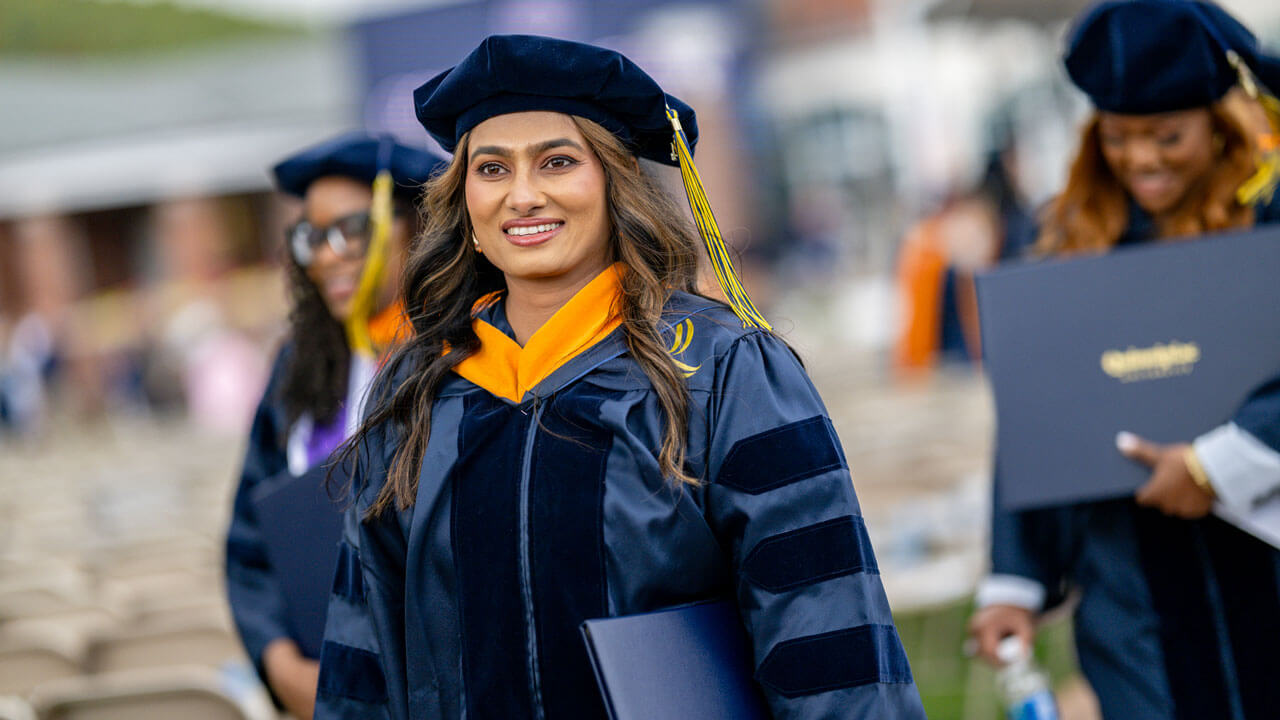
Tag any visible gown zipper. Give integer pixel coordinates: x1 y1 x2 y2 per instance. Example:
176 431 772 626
519 396 547 719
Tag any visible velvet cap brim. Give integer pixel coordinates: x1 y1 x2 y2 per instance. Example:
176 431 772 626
272 131 449 199
1065 0 1279 114
413 34 698 166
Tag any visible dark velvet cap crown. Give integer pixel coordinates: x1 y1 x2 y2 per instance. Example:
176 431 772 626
413 35 698 166
1065 0 1280 114
271 132 449 199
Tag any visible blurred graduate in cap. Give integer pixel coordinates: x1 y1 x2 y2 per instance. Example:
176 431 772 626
968 2 1280 717
313 35 925 719
224 133 446 719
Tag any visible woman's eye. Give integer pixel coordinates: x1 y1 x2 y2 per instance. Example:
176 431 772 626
544 155 577 170
476 162 506 177
1100 134 1123 147
1156 133 1181 147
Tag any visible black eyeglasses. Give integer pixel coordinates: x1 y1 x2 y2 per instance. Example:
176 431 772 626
287 211 372 267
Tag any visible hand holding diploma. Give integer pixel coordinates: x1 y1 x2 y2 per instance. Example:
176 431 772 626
1117 431 1215 519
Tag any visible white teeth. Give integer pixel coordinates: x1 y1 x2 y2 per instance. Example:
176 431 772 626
505 222 562 237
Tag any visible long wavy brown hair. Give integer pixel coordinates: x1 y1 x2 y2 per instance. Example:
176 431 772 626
1038 100 1259 255
350 116 709 518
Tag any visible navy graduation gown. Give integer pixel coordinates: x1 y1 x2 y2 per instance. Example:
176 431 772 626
225 347 296 681
225 345 347 681
991 195 1280 720
314 281 927 719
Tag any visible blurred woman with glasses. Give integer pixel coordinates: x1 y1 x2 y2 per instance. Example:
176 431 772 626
224 133 445 719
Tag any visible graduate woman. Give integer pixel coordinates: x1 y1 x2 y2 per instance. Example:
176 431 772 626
968 2 1280 718
313 36 926 719
225 133 445 719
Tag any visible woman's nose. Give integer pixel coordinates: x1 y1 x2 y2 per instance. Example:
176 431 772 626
310 239 342 270
506 169 546 214
1125 139 1163 171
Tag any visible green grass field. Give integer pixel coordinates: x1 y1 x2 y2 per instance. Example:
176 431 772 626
896 600 1080 720
0 0 301 57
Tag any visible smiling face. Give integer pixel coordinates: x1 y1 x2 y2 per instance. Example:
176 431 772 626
301 175 409 322
1096 108 1217 219
464 111 613 290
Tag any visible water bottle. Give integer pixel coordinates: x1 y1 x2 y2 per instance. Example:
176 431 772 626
995 636 1059 720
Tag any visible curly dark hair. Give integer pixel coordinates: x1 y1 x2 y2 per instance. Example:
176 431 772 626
279 250 350 431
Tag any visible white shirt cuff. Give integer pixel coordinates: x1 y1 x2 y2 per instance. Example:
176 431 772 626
286 413 313 477
1194 423 1280 511
974 574 1045 611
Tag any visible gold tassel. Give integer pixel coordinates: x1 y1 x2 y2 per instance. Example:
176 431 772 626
344 168 394 357
667 107 772 331
1228 50 1280 206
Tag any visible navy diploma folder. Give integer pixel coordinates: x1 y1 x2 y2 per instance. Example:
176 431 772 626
580 599 771 720
977 226 1280 511
250 465 345 659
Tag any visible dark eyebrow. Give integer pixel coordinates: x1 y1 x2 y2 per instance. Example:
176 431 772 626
530 138 584 156
468 137 584 163
469 145 510 162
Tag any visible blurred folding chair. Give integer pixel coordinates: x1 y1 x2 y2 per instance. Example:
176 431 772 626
99 568 223 620
0 575 95 619
1 594 128 640
129 595 232 633
88 615 245 674
5 508 94 558
0 555 86 591
0 624 87 696
29 665 274 720
89 536 218 582
0 696 37 720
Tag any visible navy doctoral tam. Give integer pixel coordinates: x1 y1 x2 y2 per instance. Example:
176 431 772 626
1065 0 1280 114
272 132 447 200
413 35 698 166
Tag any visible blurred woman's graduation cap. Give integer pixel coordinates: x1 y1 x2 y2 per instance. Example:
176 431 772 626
1065 0 1280 204
271 132 447 200
273 133 448 356
413 34 771 331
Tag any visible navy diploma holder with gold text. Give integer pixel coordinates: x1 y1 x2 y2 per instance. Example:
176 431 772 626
580 599 771 720
250 464 345 659
977 226 1280 511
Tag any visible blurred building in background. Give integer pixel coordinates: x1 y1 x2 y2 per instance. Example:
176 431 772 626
0 4 356 431
3 0 1276 432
